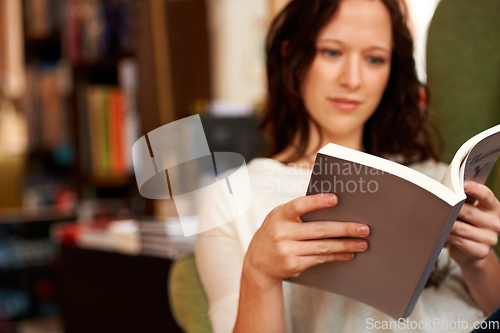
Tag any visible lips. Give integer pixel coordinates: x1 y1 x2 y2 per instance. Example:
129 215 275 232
329 97 361 111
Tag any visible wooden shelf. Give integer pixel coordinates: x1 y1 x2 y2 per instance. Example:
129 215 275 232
90 173 134 188
24 29 62 61
0 206 75 224
71 53 134 70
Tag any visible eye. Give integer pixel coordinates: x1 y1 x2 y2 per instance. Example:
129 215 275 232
320 49 341 58
366 56 386 65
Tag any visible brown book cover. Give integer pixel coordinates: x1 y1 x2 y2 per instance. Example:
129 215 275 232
289 124 500 319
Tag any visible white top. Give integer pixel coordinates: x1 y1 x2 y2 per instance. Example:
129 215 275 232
195 158 485 333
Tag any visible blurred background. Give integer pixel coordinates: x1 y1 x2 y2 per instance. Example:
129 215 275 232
4 0 496 332
2 0 277 331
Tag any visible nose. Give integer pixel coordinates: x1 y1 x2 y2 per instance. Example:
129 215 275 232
339 56 362 90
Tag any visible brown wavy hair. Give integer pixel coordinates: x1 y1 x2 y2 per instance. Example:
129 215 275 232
260 0 440 165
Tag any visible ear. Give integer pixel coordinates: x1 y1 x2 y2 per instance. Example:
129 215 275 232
280 40 290 58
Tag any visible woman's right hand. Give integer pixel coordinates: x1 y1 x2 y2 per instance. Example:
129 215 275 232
242 193 370 290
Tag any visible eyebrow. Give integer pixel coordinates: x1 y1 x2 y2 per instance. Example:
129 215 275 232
317 38 392 53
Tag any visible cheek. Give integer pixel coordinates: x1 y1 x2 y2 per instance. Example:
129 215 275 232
301 66 325 106
368 69 391 100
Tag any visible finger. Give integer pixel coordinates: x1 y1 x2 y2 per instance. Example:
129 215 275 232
464 182 500 211
292 253 356 274
280 252 355 278
458 204 500 232
295 238 368 256
447 234 491 260
304 253 356 265
458 204 493 227
449 221 498 247
292 221 370 240
282 193 337 220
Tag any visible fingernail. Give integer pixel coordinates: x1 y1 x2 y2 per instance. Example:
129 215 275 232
358 226 369 236
464 182 470 191
326 194 336 206
344 253 355 260
356 240 367 250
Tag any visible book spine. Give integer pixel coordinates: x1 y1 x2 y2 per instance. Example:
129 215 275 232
81 0 103 62
76 80 92 174
25 0 52 38
99 87 110 174
116 90 127 175
23 66 40 152
118 59 139 173
87 87 98 175
109 89 126 175
39 64 66 150
87 86 103 175
64 0 81 62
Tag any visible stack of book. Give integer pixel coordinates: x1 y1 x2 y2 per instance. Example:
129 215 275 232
52 217 197 259
52 219 140 255
138 217 197 259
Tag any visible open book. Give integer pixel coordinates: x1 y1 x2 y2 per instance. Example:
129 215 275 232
289 124 500 319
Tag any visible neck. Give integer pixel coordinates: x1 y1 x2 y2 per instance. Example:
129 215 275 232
313 130 364 152
272 125 364 169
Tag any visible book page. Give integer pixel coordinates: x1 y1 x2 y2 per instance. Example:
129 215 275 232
442 124 500 196
461 131 500 184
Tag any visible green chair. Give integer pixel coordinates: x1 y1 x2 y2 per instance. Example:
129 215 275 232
168 253 212 332
426 0 500 193
426 0 500 254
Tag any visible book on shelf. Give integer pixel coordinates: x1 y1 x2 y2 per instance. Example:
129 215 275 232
138 217 197 258
85 84 135 177
289 124 500 319
138 216 199 237
23 62 71 153
24 0 60 39
109 89 126 175
63 0 133 63
86 85 107 175
118 59 139 173
52 219 141 255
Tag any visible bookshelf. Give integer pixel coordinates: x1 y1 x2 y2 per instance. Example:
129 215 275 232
134 0 211 133
0 0 211 328
0 212 74 325
19 0 212 218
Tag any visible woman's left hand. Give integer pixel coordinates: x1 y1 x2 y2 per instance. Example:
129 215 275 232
448 181 500 269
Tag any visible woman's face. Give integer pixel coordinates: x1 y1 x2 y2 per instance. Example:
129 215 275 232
301 0 392 148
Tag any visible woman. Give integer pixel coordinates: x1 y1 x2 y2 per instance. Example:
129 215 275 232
196 0 500 332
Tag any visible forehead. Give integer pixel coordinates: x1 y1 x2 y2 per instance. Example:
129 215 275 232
317 0 392 48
